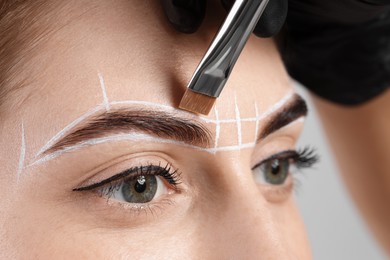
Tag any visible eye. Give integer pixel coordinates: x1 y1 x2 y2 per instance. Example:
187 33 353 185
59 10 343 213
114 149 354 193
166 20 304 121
107 174 166 203
254 158 290 185
253 148 319 186
73 164 181 204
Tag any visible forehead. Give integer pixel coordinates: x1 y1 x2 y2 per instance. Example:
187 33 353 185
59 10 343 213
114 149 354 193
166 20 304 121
6 0 292 156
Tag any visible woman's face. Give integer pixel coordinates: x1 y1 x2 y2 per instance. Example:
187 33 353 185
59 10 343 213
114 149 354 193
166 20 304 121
0 0 312 258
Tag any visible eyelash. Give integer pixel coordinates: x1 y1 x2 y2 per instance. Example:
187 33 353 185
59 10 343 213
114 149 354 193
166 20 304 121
253 146 319 171
73 147 318 206
73 163 181 196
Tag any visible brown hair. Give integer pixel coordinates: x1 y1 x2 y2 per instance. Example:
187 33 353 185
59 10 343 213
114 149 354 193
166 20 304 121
0 0 65 112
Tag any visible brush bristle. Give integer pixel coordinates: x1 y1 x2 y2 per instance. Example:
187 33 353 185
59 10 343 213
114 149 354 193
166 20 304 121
179 89 216 115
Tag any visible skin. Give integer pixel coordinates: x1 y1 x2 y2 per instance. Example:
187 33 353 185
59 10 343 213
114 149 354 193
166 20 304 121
0 0 311 259
313 90 390 255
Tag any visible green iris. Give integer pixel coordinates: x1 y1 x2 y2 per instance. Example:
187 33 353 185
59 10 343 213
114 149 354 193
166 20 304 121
263 159 290 185
121 175 158 203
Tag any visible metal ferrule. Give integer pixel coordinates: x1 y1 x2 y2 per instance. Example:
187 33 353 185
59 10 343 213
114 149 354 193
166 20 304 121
187 0 270 97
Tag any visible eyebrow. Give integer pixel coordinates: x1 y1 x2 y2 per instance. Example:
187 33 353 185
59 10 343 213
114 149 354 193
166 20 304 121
41 94 307 156
43 109 213 155
258 94 307 140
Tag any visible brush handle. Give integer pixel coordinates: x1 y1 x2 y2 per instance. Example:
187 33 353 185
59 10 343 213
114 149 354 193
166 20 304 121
187 0 269 97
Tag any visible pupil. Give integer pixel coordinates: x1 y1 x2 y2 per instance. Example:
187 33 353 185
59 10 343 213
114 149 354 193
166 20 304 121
271 160 280 175
134 176 147 193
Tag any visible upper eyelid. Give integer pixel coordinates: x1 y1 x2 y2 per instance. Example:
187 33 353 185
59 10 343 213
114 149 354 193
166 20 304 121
251 150 298 170
73 168 136 192
73 164 177 192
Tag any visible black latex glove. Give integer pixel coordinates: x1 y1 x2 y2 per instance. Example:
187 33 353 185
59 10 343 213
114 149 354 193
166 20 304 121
281 0 390 105
161 0 288 37
161 0 390 105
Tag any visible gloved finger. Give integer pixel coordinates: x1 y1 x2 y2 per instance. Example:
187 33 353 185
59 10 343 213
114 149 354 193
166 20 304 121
288 0 390 25
221 0 288 38
253 0 287 37
161 0 206 34
359 0 390 5
220 0 234 11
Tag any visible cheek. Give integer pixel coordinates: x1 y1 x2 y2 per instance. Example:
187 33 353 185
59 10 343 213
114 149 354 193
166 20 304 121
274 198 312 258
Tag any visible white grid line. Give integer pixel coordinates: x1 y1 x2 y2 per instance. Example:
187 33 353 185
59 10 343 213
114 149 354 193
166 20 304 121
214 105 220 148
28 118 306 167
28 117 306 167
31 69 295 166
254 102 259 143
28 134 258 167
98 73 110 111
33 91 293 161
234 93 242 146
17 123 26 181
34 105 104 158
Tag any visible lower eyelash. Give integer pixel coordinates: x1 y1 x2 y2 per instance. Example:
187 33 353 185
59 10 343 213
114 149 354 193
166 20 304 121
99 195 176 219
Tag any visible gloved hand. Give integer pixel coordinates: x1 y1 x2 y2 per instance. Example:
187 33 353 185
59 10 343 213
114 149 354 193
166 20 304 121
280 0 390 105
161 0 390 105
160 0 287 37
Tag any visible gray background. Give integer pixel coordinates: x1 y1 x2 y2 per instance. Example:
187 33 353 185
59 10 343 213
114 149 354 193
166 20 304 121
294 83 387 260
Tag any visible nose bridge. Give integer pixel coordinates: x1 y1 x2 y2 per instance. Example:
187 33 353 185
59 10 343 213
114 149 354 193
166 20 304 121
194 154 292 259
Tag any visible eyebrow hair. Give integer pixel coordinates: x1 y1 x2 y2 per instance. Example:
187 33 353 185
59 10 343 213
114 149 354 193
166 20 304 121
44 109 213 155
40 94 307 157
258 94 308 140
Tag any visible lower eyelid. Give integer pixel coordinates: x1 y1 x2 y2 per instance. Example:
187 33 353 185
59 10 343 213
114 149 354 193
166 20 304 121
258 174 294 203
85 184 196 228
86 191 178 225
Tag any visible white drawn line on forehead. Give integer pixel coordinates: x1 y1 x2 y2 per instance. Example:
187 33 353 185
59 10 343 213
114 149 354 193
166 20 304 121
110 90 295 124
33 90 295 160
98 72 110 111
214 104 221 148
234 93 242 146
35 105 105 158
254 102 260 143
27 117 306 167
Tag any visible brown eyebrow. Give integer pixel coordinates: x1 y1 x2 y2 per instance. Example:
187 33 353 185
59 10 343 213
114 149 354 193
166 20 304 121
43 95 307 156
44 109 213 155
258 94 308 141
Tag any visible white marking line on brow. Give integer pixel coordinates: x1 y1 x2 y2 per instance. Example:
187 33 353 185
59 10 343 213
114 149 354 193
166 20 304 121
34 105 104 158
111 90 291 123
208 142 255 153
234 93 242 146
260 91 294 120
254 102 259 142
98 73 110 111
213 90 294 123
214 105 220 148
28 116 306 167
28 133 211 166
110 100 178 112
28 133 257 167
33 90 295 160
17 123 26 182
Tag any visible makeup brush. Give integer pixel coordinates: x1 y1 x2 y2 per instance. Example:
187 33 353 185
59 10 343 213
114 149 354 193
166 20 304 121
179 0 270 115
